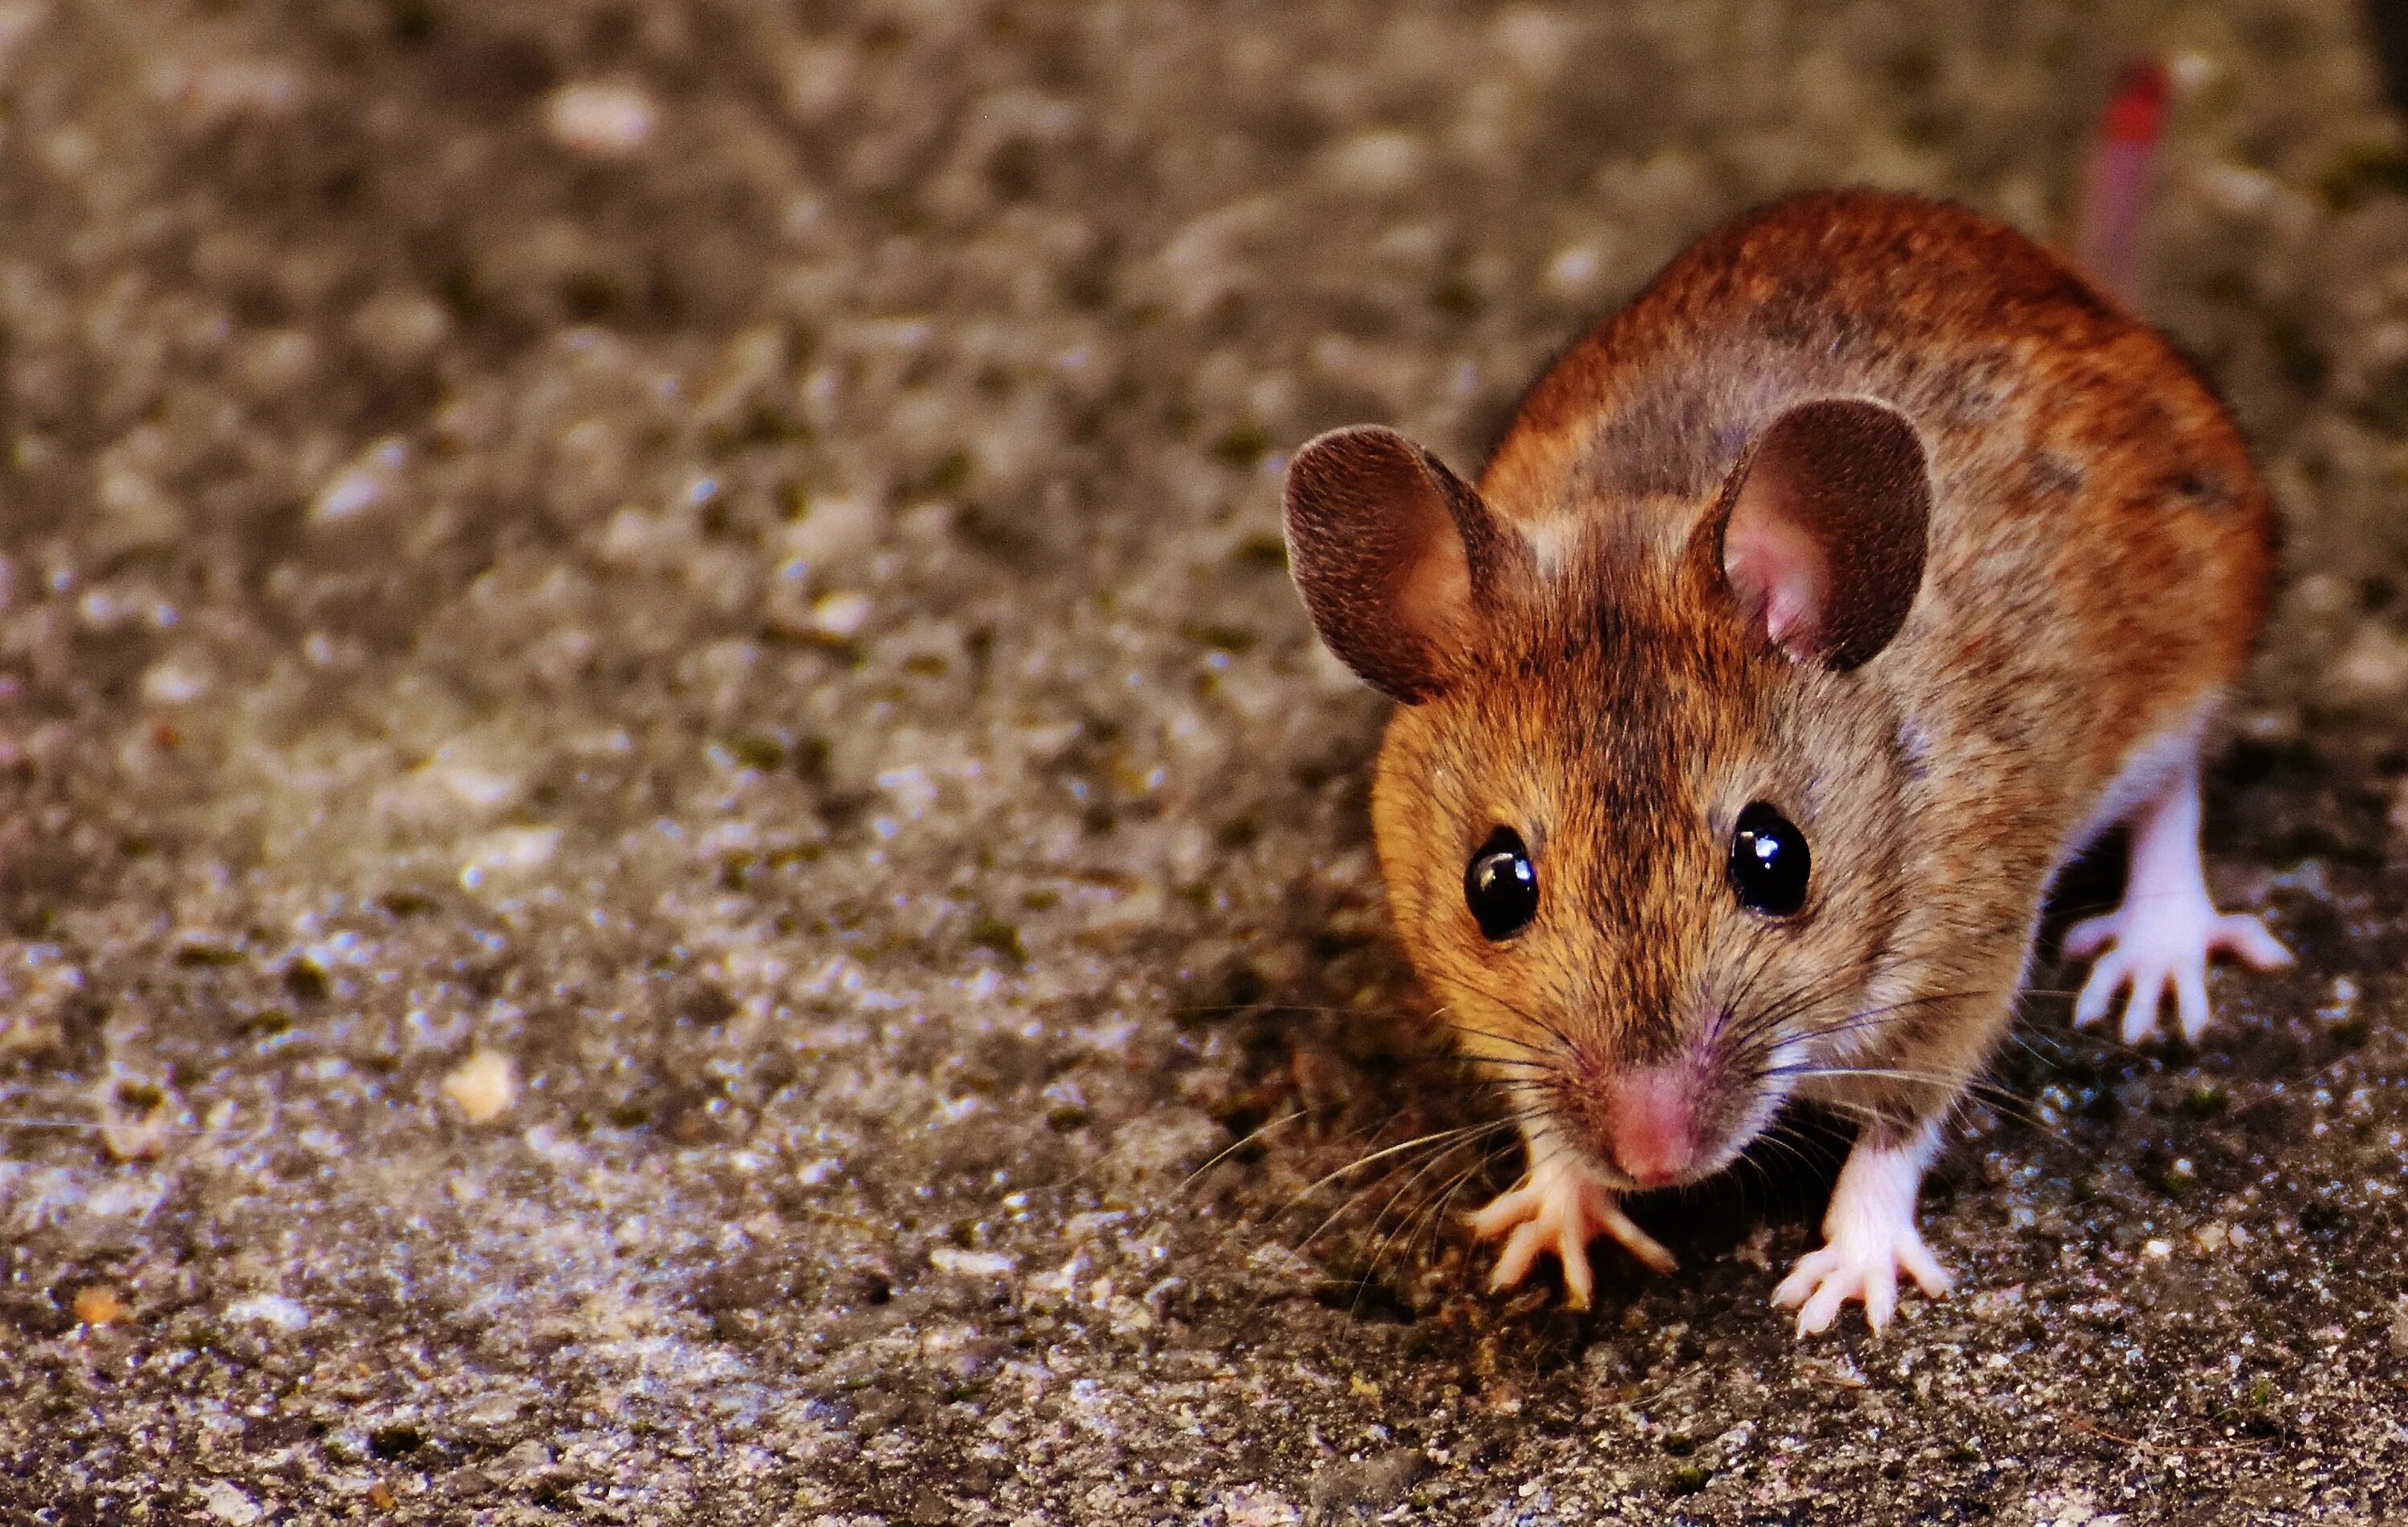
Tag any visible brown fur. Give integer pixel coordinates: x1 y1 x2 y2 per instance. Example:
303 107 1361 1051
1300 190 2274 1185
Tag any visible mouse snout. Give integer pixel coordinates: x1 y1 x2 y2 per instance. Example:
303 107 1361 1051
1603 1067 1697 1188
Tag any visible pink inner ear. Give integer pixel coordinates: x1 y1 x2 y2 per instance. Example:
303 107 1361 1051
1723 481 1828 660
1713 398 1930 669
1394 526 1472 648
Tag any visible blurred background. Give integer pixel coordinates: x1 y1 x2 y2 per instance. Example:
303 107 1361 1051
1 2 2405 1521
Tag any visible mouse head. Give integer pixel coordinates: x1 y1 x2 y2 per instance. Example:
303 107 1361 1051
1285 400 1932 1190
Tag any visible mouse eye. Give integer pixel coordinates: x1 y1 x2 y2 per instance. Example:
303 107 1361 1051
1464 827 1538 941
1729 802 1810 917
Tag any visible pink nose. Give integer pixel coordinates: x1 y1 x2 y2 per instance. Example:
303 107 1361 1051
1605 1068 1695 1188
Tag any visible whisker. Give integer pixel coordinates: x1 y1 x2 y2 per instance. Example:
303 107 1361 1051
1352 1134 1499 1293
1290 1118 1523 1253
1178 1108 1313 1192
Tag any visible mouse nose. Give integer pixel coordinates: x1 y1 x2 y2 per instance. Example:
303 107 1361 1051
1605 1068 1696 1188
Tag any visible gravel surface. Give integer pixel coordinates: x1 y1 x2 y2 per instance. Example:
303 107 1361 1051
3 2 2406 1522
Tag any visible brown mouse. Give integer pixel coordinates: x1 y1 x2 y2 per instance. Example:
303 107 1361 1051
1279 187 2290 1334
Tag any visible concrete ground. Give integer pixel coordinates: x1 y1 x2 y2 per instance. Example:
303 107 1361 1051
2 1 2406 1522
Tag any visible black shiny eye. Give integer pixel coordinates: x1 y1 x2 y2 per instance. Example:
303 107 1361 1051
1729 802 1810 917
1464 827 1538 941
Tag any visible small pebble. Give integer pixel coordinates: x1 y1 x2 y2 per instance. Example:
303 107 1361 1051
811 590 872 638
103 1096 172 1164
546 81 657 157
1309 1448 1430 1516
73 1285 126 1326
310 439 409 524
1222 1486 1303 1527
927 1246 1014 1280
1320 129 1426 195
179 59 299 122
226 1293 311 1332
441 1051 518 1124
349 290 451 366
196 1480 262 1525
781 496 878 563
1546 243 1606 296
459 826 562 887
140 656 210 705
2331 625 2408 700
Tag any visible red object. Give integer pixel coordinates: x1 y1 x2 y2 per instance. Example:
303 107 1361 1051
2101 60 2170 147
2073 58 2169 303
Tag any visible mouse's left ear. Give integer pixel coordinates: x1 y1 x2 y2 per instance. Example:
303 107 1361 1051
1707 398 1931 670
1283 426 1517 703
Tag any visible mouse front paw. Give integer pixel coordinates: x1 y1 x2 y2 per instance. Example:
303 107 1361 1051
1772 1124 1953 1336
2065 900 2290 1046
1467 1156 1674 1310
1771 1224 1953 1336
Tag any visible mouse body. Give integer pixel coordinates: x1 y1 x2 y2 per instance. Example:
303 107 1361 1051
1281 189 2290 1334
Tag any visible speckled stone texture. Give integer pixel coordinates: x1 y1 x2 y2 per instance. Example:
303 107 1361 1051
2 2 2405 1523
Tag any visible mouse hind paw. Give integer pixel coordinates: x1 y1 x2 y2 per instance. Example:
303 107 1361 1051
2067 903 2292 1045
2067 753 2291 1046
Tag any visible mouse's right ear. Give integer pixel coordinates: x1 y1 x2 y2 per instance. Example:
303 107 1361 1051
1283 426 1508 704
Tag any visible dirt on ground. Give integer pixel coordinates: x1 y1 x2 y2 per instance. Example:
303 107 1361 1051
2 1 2406 1523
